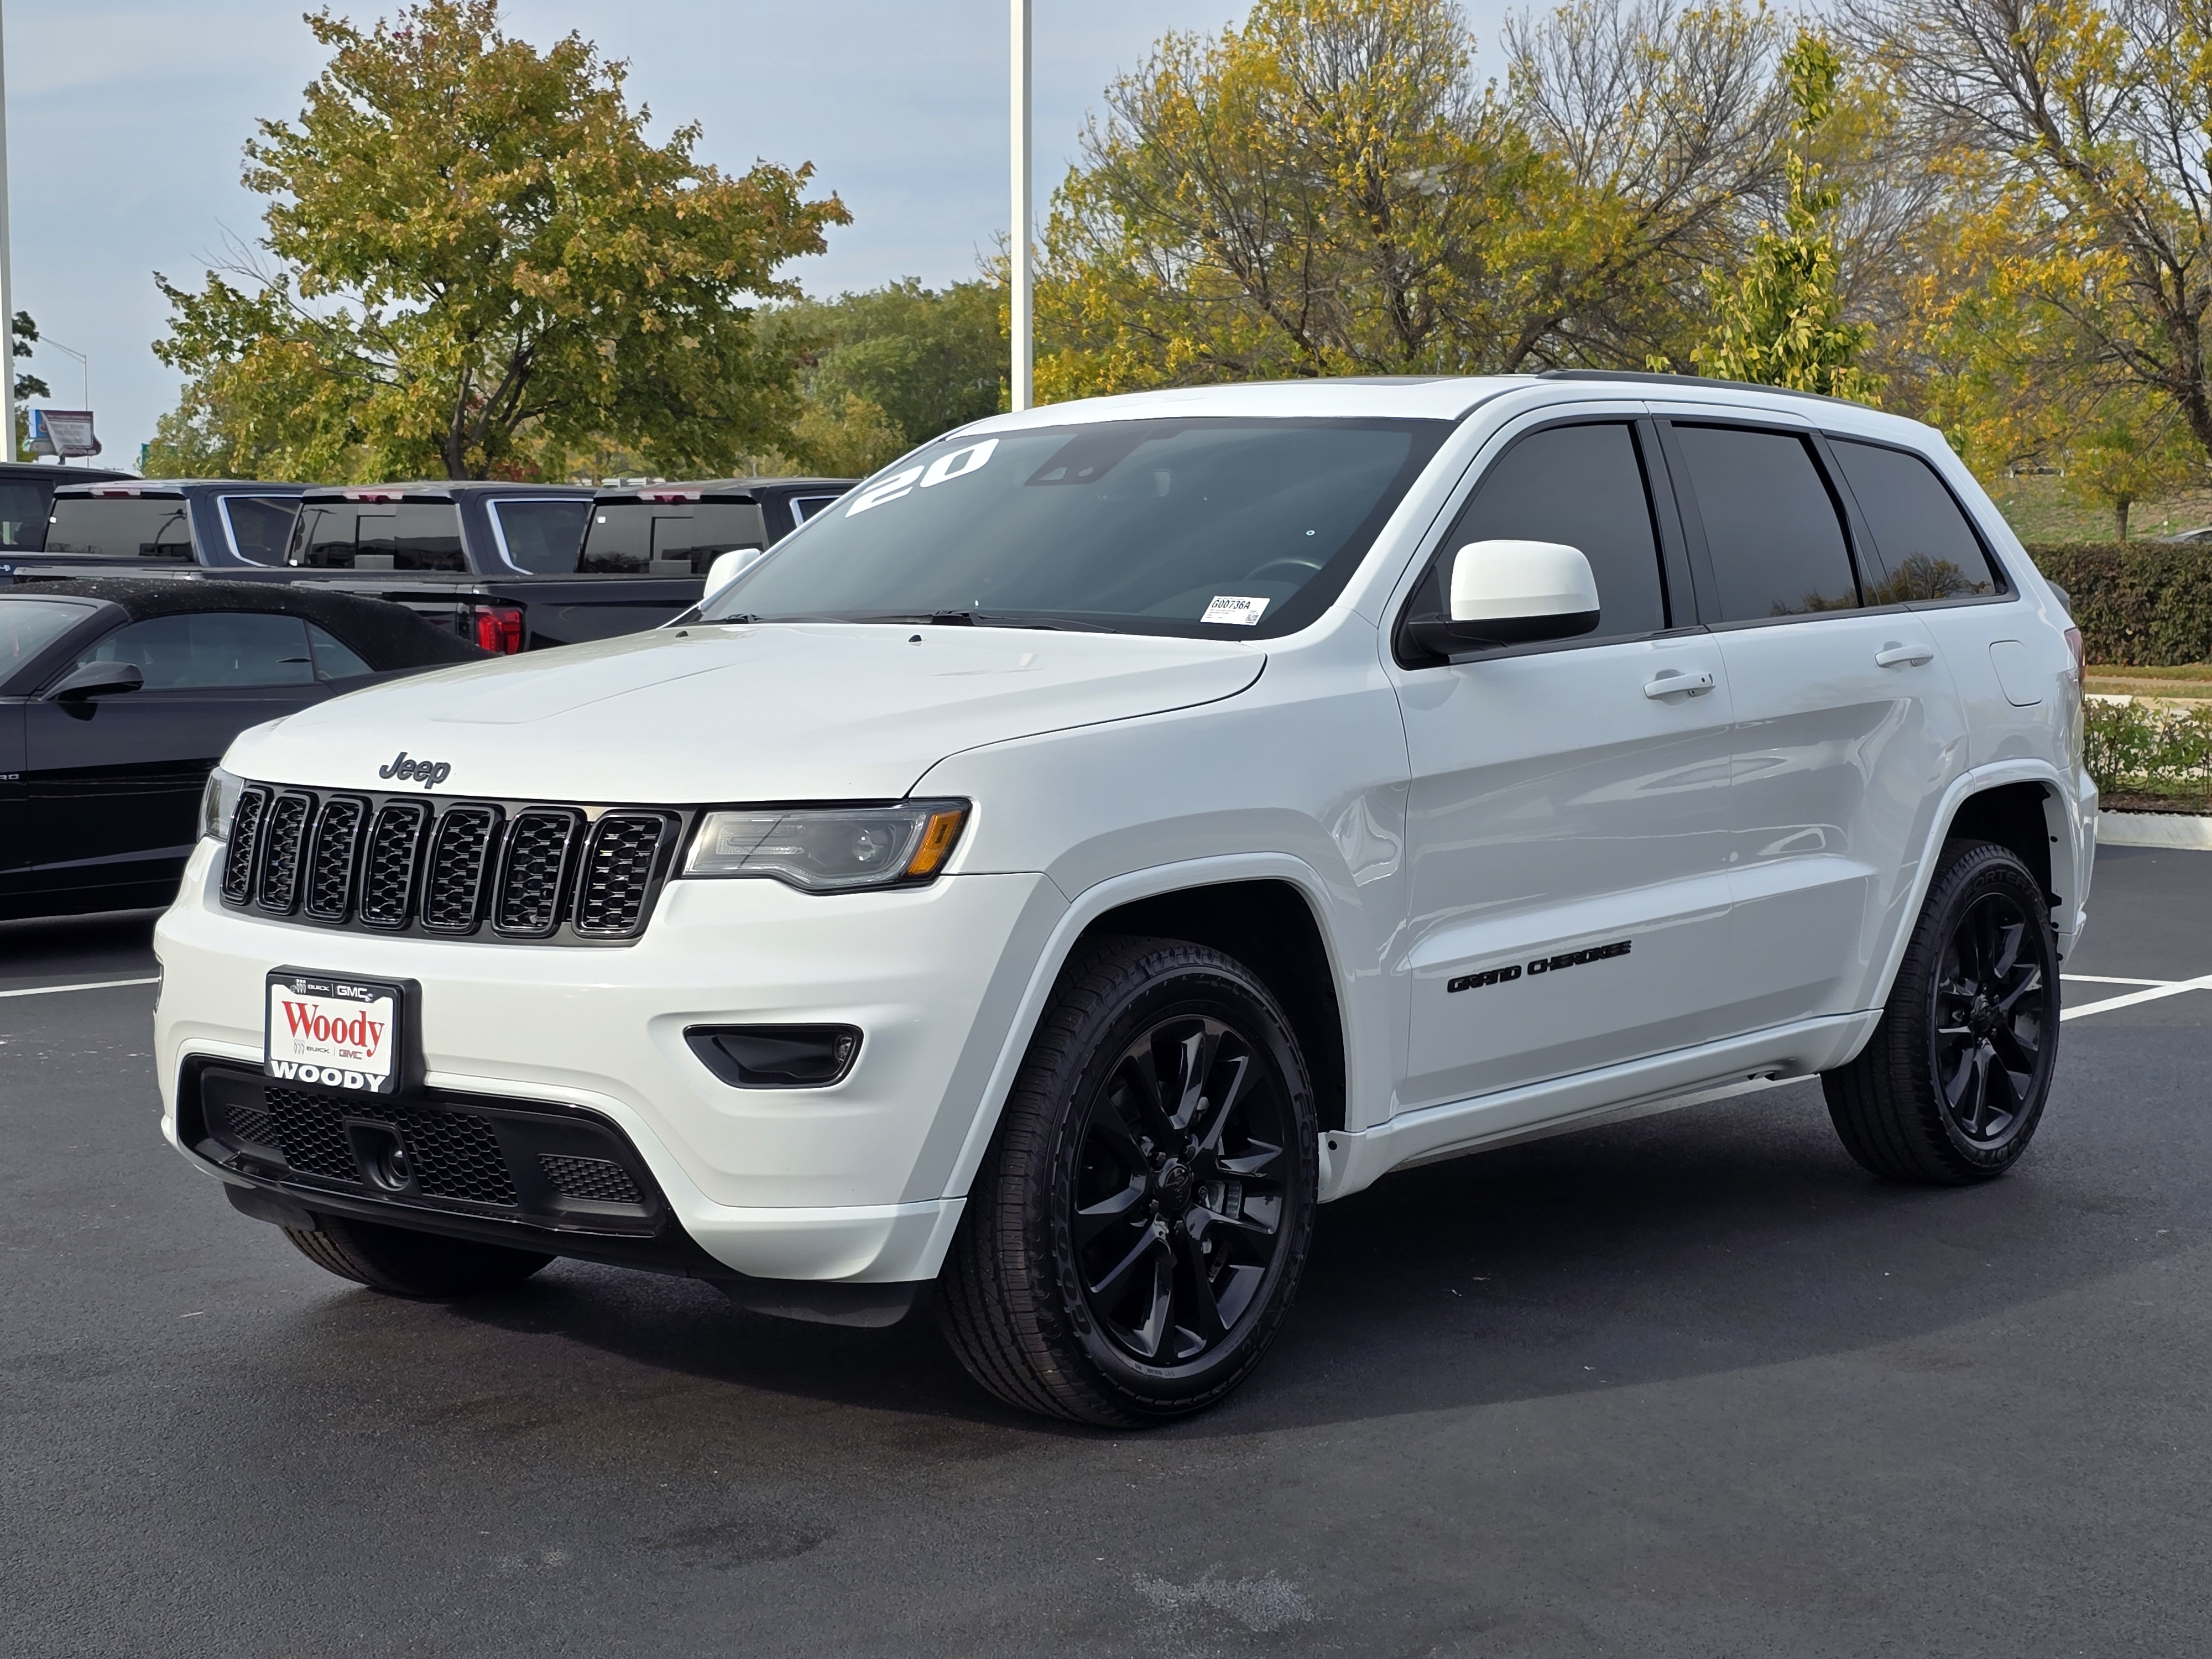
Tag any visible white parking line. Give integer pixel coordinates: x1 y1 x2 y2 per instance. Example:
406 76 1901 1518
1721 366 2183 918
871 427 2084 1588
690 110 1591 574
2061 974 2175 987
0 976 158 1000
2062 974 2212 1021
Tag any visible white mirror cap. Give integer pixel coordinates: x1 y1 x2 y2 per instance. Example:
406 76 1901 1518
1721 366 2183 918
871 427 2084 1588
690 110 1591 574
1448 539 1600 623
703 546 764 599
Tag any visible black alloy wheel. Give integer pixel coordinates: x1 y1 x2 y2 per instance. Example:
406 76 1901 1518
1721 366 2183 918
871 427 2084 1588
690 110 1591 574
1932 888 2049 1147
1073 1014 1292 1367
938 936 1318 1426
1823 838 2059 1183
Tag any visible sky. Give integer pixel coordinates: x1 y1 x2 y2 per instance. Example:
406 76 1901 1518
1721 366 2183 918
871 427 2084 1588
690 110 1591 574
2 0 1514 467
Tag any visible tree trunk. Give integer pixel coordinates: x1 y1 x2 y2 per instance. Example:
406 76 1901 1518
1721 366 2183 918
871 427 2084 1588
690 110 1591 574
2116 498 2131 543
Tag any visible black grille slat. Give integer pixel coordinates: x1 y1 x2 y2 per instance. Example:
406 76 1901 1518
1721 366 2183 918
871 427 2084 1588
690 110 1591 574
255 792 315 913
221 785 680 945
359 801 431 928
540 1154 642 1204
221 786 270 906
575 814 672 938
493 809 582 936
302 797 368 922
421 805 503 934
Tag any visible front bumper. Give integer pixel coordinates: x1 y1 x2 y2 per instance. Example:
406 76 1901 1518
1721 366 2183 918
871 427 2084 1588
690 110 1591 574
155 842 1065 1282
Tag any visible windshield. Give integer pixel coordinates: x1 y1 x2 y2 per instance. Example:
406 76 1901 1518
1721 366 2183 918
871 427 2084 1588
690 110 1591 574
45 496 194 560
697 417 1449 638
1 598 92 669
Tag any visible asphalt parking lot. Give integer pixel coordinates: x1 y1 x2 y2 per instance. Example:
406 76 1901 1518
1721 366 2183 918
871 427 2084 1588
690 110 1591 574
4 848 2208 1658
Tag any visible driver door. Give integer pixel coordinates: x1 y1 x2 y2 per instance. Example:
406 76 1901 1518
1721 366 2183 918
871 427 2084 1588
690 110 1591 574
1389 416 1740 1113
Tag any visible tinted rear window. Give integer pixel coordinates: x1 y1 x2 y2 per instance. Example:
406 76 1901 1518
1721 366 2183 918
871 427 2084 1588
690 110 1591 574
489 498 593 573
1672 426 1858 620
578 500 767 573
290 501 465 571
45 496 195 561
220 495 300 565
1828 439 2002 601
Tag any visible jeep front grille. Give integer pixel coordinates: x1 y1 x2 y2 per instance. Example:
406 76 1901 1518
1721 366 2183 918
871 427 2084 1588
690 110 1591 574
220 783 681 945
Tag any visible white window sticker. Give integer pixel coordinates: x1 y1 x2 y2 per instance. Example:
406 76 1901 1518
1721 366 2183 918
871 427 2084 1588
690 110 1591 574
921 438 997 489
1202 595 1269 626
844 465 925 517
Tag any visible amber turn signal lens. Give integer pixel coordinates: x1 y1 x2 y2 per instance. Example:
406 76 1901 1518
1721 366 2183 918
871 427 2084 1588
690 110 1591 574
904 807 968 877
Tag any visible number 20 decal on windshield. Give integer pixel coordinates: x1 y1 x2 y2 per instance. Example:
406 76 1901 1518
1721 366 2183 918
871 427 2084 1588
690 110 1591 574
845 439 998 516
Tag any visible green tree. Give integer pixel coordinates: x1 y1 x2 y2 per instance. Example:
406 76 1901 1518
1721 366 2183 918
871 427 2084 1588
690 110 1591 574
1856 0 2212 466
782 278 1005 450
153 1 846 481
2064 399 2200 541
1033 0 1792 399
1692 33 1881 400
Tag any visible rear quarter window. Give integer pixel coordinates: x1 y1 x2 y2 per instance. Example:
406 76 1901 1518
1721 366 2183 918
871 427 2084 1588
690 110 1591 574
1827 439 2004 601
220 495 301 565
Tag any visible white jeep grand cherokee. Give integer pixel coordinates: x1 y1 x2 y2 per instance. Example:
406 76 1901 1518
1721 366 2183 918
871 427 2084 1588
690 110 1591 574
156 373 2093 1425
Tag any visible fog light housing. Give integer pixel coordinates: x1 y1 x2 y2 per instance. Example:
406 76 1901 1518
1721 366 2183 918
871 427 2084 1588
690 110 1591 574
686 1025 862 1089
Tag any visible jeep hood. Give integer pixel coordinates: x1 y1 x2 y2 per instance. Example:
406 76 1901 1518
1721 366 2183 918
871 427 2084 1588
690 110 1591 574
225 622 1267 802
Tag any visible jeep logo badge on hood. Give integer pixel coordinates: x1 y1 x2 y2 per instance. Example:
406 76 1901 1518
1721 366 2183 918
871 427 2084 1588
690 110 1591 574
378 750 452 790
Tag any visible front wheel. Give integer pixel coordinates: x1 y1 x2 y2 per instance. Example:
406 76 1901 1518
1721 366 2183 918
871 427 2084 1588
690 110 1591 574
1823 839 2059 1184
937 936 1319 1426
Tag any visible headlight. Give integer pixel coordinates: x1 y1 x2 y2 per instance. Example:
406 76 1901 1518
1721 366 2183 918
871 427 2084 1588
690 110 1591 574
682 800 969 891
200 766 244 842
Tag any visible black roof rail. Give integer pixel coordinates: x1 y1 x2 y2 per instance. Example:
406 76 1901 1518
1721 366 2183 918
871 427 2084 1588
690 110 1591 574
1533 368 1880 411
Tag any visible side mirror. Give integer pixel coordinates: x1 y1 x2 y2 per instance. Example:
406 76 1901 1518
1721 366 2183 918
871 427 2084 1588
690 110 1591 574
702 546 764 601
46 659 145 701
1408 539 1601 659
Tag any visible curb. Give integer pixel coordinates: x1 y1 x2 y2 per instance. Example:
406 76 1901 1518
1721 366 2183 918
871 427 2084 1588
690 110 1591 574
2099 810 2212 851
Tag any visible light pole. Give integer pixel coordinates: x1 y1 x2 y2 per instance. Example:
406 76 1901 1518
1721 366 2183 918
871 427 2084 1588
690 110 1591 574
0 6 15 463
1010 0 1032 413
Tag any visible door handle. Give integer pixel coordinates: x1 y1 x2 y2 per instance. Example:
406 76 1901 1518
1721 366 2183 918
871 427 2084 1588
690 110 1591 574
1643 670 1715 699
1875 641 1935 669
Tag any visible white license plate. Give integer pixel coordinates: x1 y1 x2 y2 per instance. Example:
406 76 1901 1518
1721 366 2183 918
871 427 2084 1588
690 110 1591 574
264 971 403 1094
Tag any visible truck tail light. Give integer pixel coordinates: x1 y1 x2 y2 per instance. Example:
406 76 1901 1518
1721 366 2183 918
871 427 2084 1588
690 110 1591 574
473 604 525 654
2064 626 2085 687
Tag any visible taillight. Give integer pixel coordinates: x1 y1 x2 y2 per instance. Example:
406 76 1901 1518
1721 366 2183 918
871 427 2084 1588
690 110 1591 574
472 604 525 654
2064 626 2085 683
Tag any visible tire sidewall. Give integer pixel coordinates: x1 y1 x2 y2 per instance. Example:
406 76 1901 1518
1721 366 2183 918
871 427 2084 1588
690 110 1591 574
1026 946 1318 1414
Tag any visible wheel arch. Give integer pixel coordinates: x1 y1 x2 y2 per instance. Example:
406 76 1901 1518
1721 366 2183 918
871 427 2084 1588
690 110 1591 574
936 855 1356 1206
1850 760 2085 1065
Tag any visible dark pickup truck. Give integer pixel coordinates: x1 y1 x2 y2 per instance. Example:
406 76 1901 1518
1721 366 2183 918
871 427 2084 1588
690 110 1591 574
0 460 140 554
6 477 852 653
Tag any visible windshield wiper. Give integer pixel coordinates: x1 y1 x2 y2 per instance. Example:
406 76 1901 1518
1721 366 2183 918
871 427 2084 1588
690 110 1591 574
812 610 1118 633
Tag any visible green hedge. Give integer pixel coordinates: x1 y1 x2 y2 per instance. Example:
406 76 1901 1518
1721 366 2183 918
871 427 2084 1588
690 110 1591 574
2023 543 2212 666
2083 697 2212 804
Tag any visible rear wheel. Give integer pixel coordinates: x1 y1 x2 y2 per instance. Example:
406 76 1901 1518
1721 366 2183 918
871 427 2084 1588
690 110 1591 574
938 936 1318 1426
1823 839 2058 1183
284 1213 553 1297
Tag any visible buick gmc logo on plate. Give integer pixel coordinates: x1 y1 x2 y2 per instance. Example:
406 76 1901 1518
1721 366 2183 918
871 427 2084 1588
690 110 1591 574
378 749 451 789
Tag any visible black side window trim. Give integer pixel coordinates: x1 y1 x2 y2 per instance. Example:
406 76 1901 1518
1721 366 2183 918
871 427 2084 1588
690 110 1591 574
1391 414 1689 669
1818 429 2016 607
1656 415 1872 630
